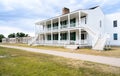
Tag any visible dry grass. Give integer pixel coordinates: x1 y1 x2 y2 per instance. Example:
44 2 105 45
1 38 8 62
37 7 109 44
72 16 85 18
1 43 120 58
74 47 120 58
0 46 120 76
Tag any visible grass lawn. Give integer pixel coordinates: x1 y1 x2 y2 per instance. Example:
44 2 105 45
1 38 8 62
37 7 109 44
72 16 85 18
1 43 120 58
0 46 120 76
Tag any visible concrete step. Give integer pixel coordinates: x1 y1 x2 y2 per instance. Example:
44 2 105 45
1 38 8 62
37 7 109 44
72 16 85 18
65 45 79 49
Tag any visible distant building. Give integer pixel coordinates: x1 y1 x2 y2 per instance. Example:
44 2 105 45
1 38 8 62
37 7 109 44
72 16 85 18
2 37 33 44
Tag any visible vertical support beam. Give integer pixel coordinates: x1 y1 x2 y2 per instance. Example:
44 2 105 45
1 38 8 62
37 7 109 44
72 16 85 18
68 30 70 44
78 11 81 26
68 14 70 28
35 24 38 44
51 33 53 44
38 25 41 44
44 34 47 44
51 19 53 31
44 22 47 44
44 21 46 32
34 24 36 44
58 32 60 45
79 28 81 45
58 17 61 45
51 19 53 44
58 17 61 30
38 34 40 44
87 33 89 45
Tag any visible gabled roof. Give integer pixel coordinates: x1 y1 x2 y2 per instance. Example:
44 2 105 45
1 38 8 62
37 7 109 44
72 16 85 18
36 6 100 24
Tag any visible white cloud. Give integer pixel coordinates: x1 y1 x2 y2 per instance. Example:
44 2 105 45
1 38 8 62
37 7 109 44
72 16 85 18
0 0 120 38
92 0 120 6
0 26 22 37
0 26 35 37
0 18 36 37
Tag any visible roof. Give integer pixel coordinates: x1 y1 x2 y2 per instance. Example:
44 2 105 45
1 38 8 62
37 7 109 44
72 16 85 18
36 6 100 24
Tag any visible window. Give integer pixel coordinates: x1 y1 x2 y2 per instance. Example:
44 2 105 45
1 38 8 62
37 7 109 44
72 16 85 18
81 31 87 40
81 34 86 40
53 22 58 27
81 16 87 24
53 22 58 29
53 34 58 40
60 20 67 28
113 20 117 27
70 32 76 40
61 20 67 25
47 34 51 40
47 24 51 30
70 18 76 23
113 33 118 40
70 18 76 27
47 24 51 28
60 33 67 40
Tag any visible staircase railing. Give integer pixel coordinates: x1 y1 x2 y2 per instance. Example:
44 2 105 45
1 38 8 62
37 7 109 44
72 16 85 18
28 34 39 46
81 25 100 48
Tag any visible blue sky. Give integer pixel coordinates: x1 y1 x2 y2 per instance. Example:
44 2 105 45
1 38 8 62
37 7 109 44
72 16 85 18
0 0 120 37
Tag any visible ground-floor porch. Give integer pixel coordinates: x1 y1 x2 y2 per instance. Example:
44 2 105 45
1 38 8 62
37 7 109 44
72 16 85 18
35 29 92 47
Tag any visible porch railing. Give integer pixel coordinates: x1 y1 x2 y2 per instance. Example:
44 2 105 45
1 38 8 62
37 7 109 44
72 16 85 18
70 23 76 27
60 24 67 29
53 26 58 30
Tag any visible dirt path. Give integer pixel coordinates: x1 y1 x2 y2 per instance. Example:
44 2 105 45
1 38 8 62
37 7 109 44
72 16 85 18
0 45 120 67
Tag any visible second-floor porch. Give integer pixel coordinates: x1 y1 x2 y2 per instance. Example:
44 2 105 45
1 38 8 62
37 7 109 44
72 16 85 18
35 11 88 34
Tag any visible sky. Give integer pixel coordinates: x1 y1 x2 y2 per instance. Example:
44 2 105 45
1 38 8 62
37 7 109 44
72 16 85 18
0 0 120 37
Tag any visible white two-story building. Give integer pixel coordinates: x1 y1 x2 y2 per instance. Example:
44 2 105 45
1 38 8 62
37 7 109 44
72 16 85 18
29 6 120 50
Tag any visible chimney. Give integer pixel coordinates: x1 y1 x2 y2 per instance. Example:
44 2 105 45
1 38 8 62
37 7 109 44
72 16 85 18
62 7 70 15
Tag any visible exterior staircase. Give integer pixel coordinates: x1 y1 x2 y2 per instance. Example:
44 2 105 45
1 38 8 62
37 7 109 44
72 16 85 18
28 34 39 46
82 25 110 50
92 34 110 50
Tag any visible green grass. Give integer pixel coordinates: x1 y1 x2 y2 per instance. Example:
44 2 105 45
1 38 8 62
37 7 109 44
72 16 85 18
1 43 120 58
0 46 120 76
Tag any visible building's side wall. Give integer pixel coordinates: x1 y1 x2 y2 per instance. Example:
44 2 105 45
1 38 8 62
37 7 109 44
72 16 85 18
80 7 105 45
104 13 120 46
82 7 104 34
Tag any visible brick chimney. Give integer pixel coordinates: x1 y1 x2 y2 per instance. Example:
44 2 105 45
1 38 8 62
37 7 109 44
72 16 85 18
62 7 70 15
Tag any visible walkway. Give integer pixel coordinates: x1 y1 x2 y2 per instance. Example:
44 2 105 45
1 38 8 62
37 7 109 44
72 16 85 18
0 45 120 67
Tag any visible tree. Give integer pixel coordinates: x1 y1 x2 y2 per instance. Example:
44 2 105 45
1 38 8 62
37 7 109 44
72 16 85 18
8 33 15 38
8 32 29 38
0 34 5 42
16 32 28 38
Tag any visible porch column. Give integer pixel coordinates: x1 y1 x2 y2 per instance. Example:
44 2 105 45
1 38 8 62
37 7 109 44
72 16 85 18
58 17 61 30
78 11 81 26
44 22 47 44
58 32 60 45
38 34 40 44
44 21 47 32
68 30 70 44
79 28 81 45
68 14 70 28
35 24 37 34
58 17 61 45
51 20 53 44
44 34 47 44
42 34 43 44
34 24 37 44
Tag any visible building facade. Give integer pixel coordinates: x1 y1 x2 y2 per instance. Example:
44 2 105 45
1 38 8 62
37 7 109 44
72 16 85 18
2 37 33 44
29 6 120 50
